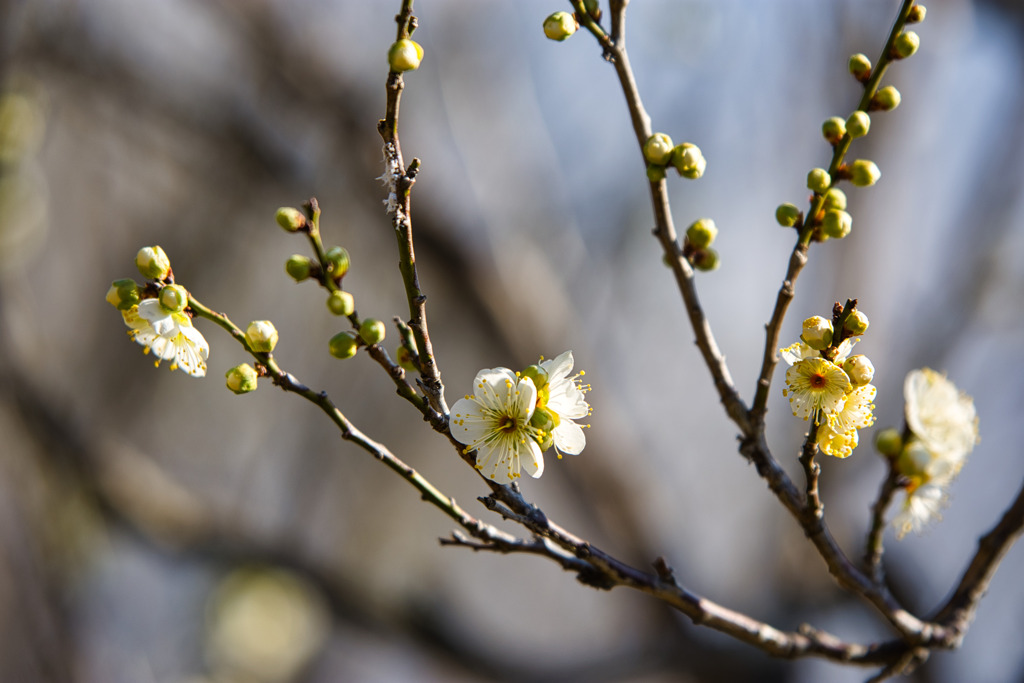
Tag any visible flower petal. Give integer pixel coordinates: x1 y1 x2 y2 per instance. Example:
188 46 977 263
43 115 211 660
553 420 586 455
520 440 545 479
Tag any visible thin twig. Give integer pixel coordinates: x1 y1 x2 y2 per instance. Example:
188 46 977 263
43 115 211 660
864 467 901 583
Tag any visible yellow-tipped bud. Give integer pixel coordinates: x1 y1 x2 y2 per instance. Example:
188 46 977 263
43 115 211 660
846 111 871 138
671 142 706 179
894 31 920 59
245 320 279 353
875 428 903 457
801 316 833 350
850 159 881 187
692 248 720 272
849 53 872 81
844 310 870 335
807 168 831 194
225 363 259 394
326 290 355 316
686 218 718 249
106 279 140 310
872 86 902 112
775 203 801 227
388 39 424 72
275 207 306 232
159 284 189 313
822 209 853 239
822 117 847 145
359 318 386 346
643 133 674 166
823 187 847 212
136 246 171 281
285 255 312 282
843 355 874 386
543 12 577 41
328 331 359 359
907 5 926 23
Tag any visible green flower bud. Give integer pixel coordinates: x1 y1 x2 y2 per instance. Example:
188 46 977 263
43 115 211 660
246 320 279 353
642 133 674 166
849 53 872 80
843 354 874 386
521 364 549 389
822 209 853 239
822 187 848 212
872 85 901 112
686 218 718 249
896 439 931 477
106 279 140 310
529 406 558 435
646 164 666 182
326 290 355 316
671 143 706 179
543 11 577 41
136 246 171 281
822 116 847 144
850 159 881 187
388 39 424 72
328 331 359 359
907 4 926 23
894 31 920 59
285 254 312 282
325 246 350 279
275 207 306 233
807 168 831 194
359 318 386 346
225 363 258 394
159 284 189 313
800 315 833 350
846 111 871 138
875 428 903 457
775 203 801 227
692 248 720 272
844 309 869 335
396 344 417 372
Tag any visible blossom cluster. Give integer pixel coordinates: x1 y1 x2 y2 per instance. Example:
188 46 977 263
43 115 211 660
449 351 591 485
889 368 979 538
780 312 875 458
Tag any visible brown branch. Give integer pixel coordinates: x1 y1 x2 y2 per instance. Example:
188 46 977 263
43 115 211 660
864 467 902 584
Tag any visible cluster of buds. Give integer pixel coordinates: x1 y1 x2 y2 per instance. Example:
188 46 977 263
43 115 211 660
682 218 720 272
780 301 876 459
642 133 706 182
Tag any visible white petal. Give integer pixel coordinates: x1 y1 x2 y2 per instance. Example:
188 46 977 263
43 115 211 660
520 440 545 478
147 334 178 361
540 350 574 382
475 441 514 485
449 397 488 446
553 420 586 455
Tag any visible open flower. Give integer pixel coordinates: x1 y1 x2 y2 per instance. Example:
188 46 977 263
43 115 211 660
783 357 851 420
815 384 875 458
537 350 591 458
123 299 209 377
904 368 978 472
450 368 544 484
892 441 957 538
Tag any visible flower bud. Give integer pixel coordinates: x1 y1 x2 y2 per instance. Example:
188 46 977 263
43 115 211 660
225 363 258 394
850 159 881 187
359 318 386 346
907 4 926 23
800 316 833 350
775 203 801 227
646 164 666 182
846 111 871 138
328 331 359 359
692 248 719 272
396 344 417 372
807 168 831 194
872 85 901 112
686 218 718 249
529 406 558 434
849 53 872 80
822 187 847 212
844 310 869 335
275 207 306 233
136 246 171 281
875 428 903 457
642 133 674 166
324 246 350 280
822 116 846 144
285 254 312 282
246 320 279 353
896 439 932 478
894 31 920 59
822 209 852 239
388 39 424 72
521 364 549 389
843 354 874 386
326 290 355 316
543 11 577 41
106 279 140 310
671 143 706 179
159 284 189 313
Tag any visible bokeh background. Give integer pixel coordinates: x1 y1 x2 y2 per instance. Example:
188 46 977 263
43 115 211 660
1 1 1022 682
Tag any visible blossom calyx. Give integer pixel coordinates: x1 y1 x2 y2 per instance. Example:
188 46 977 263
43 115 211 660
850 159 881 187
822 209 852 239
359 318 386 346
543 12 577 41
686 218 718 249
159 284 189 313
106 279 140 311
326 290 355 316
846 111 871 139
671 143 706 179
807 168 831 194
276 207 306 232
388 39 424 72
894 31 920 59
843 354 874 386
225 363 258 394
642 133 674 166
246 320 279 353
136 246 171 281
800 316 833 350
328 331 359 359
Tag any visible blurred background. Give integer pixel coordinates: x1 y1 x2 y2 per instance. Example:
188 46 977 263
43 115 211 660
1 0 1022 681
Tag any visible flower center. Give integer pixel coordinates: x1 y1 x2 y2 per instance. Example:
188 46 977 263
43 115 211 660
809 373 828 389
497 415 520 434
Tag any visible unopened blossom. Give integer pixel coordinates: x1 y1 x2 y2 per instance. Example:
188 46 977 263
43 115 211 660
123 299 209 377
450 368 544 484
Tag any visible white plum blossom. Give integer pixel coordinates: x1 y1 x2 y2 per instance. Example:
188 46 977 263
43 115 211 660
537 350 591 458
450 368 545 484
904 368 979 473
123 299 209 377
